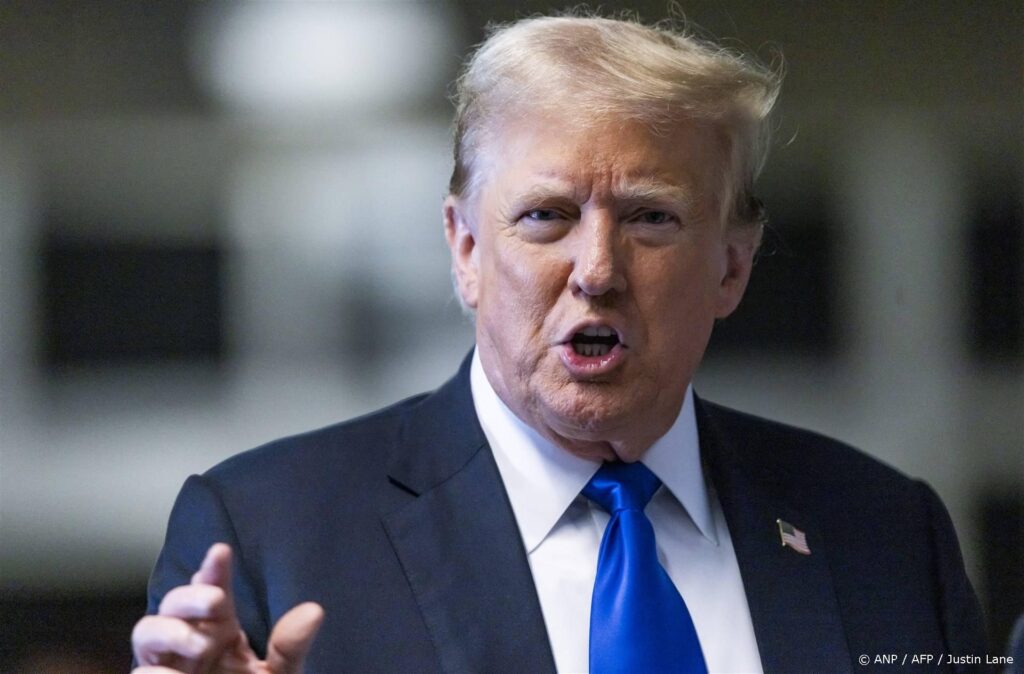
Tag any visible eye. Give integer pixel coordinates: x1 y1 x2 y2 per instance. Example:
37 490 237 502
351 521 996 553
515 207 573 243
524 209 562 222
635 210 675 225
626 208 682 245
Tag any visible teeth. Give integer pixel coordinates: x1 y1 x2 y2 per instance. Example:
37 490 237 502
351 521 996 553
573 342 612 357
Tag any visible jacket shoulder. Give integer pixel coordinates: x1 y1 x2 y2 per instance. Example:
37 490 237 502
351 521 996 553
203 391 431 488
699 399 915 495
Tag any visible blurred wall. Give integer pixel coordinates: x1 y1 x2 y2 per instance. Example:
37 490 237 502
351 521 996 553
1 0 1021 667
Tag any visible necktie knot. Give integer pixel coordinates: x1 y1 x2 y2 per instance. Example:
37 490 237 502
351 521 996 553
582 461 661 514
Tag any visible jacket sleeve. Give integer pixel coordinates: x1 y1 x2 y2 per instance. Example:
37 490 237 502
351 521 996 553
145 473 271 657
916 480 990 669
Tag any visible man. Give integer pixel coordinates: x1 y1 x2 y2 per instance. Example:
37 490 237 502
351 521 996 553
131 15 988 674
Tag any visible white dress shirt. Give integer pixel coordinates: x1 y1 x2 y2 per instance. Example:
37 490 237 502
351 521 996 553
470 352 763 674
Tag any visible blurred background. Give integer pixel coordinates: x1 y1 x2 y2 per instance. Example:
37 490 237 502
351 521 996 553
1 0 1021 670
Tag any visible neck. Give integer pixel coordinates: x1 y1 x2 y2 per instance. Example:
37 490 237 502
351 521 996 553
532 411 676 464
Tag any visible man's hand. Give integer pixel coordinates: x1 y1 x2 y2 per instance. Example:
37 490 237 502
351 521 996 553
132 543 324 674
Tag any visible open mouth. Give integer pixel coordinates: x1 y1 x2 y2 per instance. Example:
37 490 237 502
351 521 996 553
569 326 621 357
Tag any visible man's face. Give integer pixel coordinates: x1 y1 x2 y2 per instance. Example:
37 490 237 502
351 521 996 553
445 113 757 461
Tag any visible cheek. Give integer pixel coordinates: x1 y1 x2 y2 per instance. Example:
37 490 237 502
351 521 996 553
639 252 722 340
492 246 564 313
479 244 567 354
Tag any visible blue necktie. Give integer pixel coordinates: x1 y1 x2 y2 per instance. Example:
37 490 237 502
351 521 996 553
584 461 708 674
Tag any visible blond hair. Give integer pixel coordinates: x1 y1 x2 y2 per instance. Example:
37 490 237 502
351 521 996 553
448 14 782 229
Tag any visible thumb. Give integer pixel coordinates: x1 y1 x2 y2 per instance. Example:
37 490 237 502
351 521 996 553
266 602 324 673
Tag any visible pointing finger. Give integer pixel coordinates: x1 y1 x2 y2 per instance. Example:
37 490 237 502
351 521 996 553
190 543 233 596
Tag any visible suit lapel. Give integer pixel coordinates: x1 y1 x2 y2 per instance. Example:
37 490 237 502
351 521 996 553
697 398 853 674
379 362 852 673
382 355 557 674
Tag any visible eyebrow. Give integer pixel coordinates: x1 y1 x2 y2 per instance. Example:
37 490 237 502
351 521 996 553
613 178 697 210
508 177 697 211
508 185 579 209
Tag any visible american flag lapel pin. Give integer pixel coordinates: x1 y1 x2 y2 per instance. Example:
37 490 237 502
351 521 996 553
776 519 811 555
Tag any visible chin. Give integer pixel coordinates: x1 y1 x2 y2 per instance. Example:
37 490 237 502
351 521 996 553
543 388 635 440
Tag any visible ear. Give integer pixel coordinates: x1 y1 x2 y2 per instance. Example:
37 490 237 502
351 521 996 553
714 225 760 319
444 195 480 309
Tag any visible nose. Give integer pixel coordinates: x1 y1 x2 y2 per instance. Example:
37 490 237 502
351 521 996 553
568 215 627 297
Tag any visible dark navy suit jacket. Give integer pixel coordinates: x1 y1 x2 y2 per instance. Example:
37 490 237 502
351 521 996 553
147 355 988 672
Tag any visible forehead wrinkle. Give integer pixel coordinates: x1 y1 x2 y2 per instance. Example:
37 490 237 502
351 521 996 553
513 169 592 204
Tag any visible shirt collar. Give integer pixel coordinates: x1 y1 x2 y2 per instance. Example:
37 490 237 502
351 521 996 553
641 386 718 546
470 351 718 553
